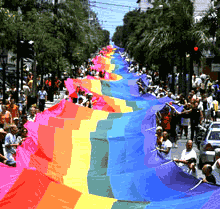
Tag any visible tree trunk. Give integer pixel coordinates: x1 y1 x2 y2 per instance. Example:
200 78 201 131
16 32 20 103
41 65 44 87
182 52 187 98
32 54 37 98
178 55 183 95
171 55 175 94
21 58 23 91
189 53 193 94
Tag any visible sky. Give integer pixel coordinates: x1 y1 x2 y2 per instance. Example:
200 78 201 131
89 0 212 41
89 0 139 39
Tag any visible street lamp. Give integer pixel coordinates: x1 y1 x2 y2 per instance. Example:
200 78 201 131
0 49 8 104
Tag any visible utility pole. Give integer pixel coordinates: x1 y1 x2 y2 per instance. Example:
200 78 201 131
33 50 37 98
16 7 22 103
215 0 220 81
21 56 23 91
16 31 20 104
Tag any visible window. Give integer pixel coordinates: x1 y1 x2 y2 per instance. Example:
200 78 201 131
212 124 220 129
209 131 220 140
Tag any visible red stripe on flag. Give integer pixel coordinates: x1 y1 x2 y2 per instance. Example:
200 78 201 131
0 169 54 209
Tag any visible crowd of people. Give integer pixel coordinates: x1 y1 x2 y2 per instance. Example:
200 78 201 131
121 51 220 185
0 49 110 167
65 85 96 109
1 48 220 186
0 72 65 167
72 60 107 80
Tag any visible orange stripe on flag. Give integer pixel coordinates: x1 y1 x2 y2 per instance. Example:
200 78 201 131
36 182 82 209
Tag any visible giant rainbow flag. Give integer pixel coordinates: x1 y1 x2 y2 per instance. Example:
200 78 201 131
0 45 220 209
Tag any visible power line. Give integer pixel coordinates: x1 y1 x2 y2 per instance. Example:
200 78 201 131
90 1 137 9
90 4 129 12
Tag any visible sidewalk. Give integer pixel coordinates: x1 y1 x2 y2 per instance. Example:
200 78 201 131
45 88 67 109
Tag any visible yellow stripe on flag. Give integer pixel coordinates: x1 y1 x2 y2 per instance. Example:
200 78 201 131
63 110 109 194
115 74 123 80
90 80 103 95
106 64 115 73
75 193 117 209
112 97 133 113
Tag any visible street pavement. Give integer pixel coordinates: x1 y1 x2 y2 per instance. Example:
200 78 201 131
45 88 67 109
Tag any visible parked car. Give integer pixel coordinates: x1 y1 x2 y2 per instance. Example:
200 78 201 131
195 120 212 150
206 121 220 130
199 128 220 169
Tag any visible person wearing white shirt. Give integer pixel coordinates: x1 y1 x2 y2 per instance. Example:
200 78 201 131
154 86 160 95
5 125 20 167
37 86 47 112
76 97 84 106
212 148 220 185
198 100 203 112
200 73 206 80
27 108 36 122
78 91 86 105
207 95 213 120
192 75 197 90
195 76 202 87
157 131 172 160
174 140 197 173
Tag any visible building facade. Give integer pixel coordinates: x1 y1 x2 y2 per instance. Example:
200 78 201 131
136 0 212 23
136 0 154 12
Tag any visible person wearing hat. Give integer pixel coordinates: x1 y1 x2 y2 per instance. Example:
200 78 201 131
13 117 19 127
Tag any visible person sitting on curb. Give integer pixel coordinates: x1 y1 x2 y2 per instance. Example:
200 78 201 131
202 164 216 184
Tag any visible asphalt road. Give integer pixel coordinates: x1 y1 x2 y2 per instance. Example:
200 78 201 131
45 88 67 109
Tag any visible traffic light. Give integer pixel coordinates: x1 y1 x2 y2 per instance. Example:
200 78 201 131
193 46 201 63
20 40 35 60
194 47 198 52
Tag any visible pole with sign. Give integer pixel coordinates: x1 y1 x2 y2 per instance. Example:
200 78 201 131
211 63 220 72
